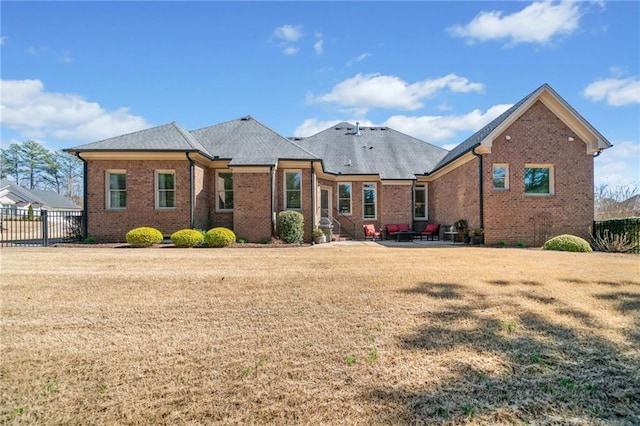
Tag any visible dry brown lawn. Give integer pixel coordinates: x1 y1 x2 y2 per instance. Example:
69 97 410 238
1 244 638 425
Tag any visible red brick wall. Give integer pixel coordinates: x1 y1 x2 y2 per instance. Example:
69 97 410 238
380 184 413 228
429 158 481 230
483 100 594 246
85 160 191 242
233 172 272 242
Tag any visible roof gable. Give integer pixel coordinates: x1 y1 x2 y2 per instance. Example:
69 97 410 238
433 84 612 172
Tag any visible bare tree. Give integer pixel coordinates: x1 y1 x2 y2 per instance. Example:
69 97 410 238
595 183 640 220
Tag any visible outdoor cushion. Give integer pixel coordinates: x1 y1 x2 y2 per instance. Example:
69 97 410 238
425 224 439 232
387 224 399 232
398 224 410 232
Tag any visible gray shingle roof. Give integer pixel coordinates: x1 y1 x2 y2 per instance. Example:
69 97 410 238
191 116 317 165
294 123 448 179
0 179 79 209
66 122 209 155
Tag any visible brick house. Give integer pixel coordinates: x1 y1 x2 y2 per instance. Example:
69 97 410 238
65 84 611 245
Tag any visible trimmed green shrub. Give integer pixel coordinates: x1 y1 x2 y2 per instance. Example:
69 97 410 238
278 211 304 243
170 229 205 248
204 227 236 248
126 227 163 248
543 234 592 253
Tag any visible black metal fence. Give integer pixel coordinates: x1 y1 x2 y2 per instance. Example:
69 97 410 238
592 218 640 254
0 208 83 247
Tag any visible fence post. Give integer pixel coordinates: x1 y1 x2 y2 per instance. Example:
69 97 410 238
42 210 48 247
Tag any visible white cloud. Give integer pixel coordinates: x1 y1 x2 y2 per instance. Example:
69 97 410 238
346 53 371 66
273 24 303 42
0 79 149 142
448 0 582 45
272 24 304 55
310 73 485 111
382 104 512 142
314 33 324 55
583 77 640 106
26 46 73 63
282 46 299 56
595 140 640 186
0 36 6 45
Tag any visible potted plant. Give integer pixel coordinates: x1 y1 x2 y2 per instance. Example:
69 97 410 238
312 228 326 244
472 228 484 245
454 219 468 243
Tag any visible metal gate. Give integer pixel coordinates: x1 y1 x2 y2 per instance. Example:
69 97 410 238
0 208 83 247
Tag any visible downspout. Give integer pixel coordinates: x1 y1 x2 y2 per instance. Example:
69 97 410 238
270 165 276 237
74 152 88 239
471 146 484 229
310 161 316 237
186 152 195 229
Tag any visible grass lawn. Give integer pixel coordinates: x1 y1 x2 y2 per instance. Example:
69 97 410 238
1 244 638 425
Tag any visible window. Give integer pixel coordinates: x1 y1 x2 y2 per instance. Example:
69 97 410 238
156 170 176 209
493 164 509 190
524 165 554 195
414 184 427 220
363 183 377 220
338 183 352 215
106 170 126 209
285 171 301 209
216 172 233 211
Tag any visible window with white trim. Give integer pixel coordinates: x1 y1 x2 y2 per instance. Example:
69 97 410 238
155 170 176 209
493 164 509 190
106 170 126 209
414 184 427 220
284 170 302 209
216 171 233 211
363 183 377 220
524 164 554 195
338 183 352 215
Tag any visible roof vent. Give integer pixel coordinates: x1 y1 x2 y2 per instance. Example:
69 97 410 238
241 116 251 121
346 159 352 166
335 126 342 130
355 122 361 136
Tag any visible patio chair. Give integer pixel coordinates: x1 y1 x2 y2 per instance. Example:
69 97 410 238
363 224 382 241
419 223 440 240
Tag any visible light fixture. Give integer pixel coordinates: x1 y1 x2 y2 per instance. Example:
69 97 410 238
505 135 511 141
568 136 575 142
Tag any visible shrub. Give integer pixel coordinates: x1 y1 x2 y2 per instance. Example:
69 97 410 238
170 229 205 248
278 211 304 243
204 227 236 248
543 234 592 253
592 228 639 253
126 227 163 248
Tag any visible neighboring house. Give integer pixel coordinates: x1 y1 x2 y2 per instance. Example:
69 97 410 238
0 179 81 213
64 84 612 245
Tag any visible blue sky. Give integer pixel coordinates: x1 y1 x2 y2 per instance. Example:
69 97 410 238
1 1 638 187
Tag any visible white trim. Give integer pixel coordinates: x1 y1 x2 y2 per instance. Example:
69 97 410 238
105 169 127 210
414 183 428 220
155 169 177 210
524 164 555 196
362 182 377 220
284 169 302 210
492 163 510 191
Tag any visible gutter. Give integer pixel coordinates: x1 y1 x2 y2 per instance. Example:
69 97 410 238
471 146 484 229
186 152 195 229
270 165 276 237
310 161 316 236
74 152 89 239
